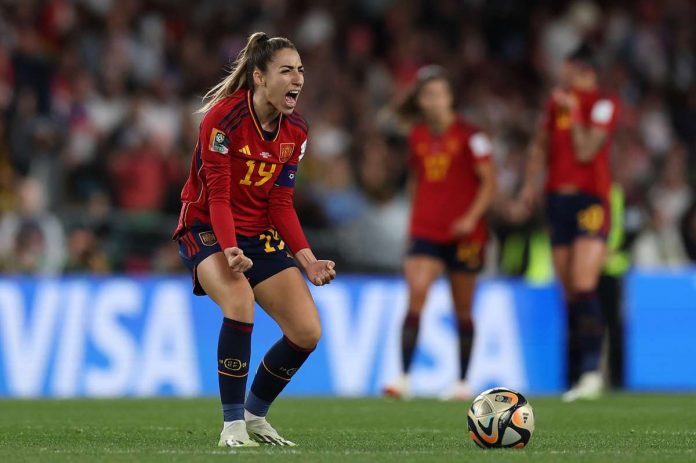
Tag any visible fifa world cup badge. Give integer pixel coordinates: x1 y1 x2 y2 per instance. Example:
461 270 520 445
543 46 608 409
209 128 230 155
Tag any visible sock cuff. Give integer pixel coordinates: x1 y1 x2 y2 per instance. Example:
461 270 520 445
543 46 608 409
223 318 254 333
222 403 245 422
404 313 421 328
283 335 316 353
457 318 474 332
245 391 272 417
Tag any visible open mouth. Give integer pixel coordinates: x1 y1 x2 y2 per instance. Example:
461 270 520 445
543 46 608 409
285 90 300 107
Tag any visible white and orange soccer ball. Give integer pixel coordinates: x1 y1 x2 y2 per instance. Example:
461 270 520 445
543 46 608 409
467 387 535 449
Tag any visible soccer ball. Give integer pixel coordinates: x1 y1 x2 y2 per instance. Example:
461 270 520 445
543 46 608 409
467 387 535 449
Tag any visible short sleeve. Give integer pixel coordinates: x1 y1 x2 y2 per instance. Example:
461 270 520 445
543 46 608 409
469 132 493 161
589 98 618 129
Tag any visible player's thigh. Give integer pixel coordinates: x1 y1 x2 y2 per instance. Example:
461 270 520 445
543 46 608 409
196 252 255 322
404 255 444 313
552 246 572 295
570 237 606 293
447 271 477 321
253 266 321 349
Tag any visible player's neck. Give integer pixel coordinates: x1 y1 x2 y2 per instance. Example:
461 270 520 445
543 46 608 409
425 111 455 134
252 91 281 131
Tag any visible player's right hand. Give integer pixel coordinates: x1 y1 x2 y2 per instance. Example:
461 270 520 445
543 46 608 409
223 247 253 273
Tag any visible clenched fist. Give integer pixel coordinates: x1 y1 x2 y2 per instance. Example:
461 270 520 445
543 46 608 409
223 247 253 273
305 260 336 286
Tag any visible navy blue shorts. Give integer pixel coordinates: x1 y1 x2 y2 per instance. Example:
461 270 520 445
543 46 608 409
177 225 297 295
408 237 485 273
546 193 610 247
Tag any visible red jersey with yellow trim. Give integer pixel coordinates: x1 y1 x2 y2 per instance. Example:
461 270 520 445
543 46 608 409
173 89 308 247
408 117 492 244
544 89 619 199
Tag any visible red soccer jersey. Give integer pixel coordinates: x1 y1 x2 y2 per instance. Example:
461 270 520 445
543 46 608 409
408 117 492 244
544 89 619 199
173 89 310 252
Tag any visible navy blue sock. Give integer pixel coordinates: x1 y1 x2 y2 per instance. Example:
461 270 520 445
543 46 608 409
570 291 605 374
566 301 582 385
457 319 474 380
401 313 421 374
218 318 253 422
245 336 314 417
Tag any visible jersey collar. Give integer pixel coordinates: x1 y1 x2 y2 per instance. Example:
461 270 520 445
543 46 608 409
247 90 282 142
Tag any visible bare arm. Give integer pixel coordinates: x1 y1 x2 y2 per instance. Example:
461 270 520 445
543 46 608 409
524 125 548 190
451 159 497 237
570 124 608 163
560 90 613 163
468 161 497 222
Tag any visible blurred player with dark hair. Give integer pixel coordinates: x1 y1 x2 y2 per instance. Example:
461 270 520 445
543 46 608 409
383 66 497 400
520 43 620 401
173 32 336 447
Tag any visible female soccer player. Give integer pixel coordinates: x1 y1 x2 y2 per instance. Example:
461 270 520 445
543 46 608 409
520 43 619 401
173 32 336 447
383 66 497 400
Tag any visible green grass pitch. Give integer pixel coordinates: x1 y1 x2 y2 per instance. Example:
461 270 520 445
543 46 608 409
1 394 694 462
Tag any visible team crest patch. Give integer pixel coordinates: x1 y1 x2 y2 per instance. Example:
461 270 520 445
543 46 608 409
279 143 295 162
577 205 605 233
198 231 218 246
209 128 229 155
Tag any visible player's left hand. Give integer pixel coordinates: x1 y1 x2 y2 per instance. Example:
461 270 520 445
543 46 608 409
452 214 477 237
305 260 336 286
552 88 578 111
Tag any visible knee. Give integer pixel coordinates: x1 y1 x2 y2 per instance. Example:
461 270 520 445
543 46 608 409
571 266 601 293
288 323 322 350
572 280 598 294
407 280 431 308
220 286 255 321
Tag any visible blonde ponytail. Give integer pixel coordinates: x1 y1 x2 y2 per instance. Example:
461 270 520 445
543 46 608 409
198 32 296 114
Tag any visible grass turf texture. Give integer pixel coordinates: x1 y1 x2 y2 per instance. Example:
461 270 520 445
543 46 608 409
0 395 694 462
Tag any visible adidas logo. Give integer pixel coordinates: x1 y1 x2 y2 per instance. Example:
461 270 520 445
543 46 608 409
238 145 251 155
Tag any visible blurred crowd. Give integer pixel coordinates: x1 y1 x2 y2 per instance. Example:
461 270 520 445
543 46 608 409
0 0 693 275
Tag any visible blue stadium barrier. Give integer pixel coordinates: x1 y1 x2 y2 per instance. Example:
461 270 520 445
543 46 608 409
0 272 692 397
626 269 696 390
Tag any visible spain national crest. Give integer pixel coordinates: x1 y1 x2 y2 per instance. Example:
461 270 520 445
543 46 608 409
279 143 295 163
198 231 218 246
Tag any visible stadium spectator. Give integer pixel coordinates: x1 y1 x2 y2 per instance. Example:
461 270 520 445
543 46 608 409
0 177 65 274
63 226 110 273
0 0 691 274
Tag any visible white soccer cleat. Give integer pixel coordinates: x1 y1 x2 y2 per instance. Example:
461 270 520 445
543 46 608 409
562 371 604 402
382 374 411 400
440 380 474 401
245 417 297 446
217 420 260 448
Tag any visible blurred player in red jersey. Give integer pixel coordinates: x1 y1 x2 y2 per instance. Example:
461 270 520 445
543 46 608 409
520 43 619 401
173 32 335 447
383 66 497 400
